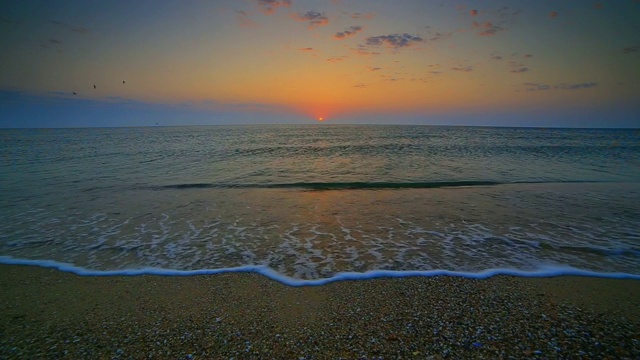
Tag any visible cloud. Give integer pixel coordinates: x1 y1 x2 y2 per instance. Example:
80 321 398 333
562 82 598 90
292 11 329 29
364 33 424 49
424 26 452 41
549 11 558 19
368 66 381 71
523 54 533 58
345 13 376 20
508 60 530 73
51 20 88 34
255 0 291 15
470 9 479 16
298 47 314 52
473 21 505 36
523 82 598 91
334 26 362 39
353 83 366 88
48 38 62 44
430 32 452 41
352 47 381 56
451 66 473 72
623 45 639 54
236 11 258 28
326 56 346 62
523 82 551 91
497 6 520 18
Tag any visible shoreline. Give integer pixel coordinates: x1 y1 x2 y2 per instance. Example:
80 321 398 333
1 264 639 359
2 256 639 286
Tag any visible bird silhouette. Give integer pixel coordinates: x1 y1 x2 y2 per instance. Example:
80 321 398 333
93 84 96 89
73 92 77 95
122 80 125 84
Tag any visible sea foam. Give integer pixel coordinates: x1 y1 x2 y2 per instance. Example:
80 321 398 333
1 255 638 287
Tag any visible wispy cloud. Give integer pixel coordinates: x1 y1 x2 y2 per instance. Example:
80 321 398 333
491 53 503 60
523 83 551 91
497 6 521 18
353 83 366 88
470 9 479 16
562 82 598 90
255 0 291 15
51 20 88 34
368 66 381 71
296 47 319 56
424 26 453 41
451 66 473 72
508 60 529 72
351 47 381 56
523 54 533 58
623 45 639 54
346 12 375 20
236 11 258 28
326 56 346 62
430 32 452 41
473 21 505 36
524 82 598 91
291 11 329 29
334 26 362 39
48 38 62 44
364 33 424 49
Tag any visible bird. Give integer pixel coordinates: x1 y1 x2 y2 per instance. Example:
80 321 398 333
122 80 125 84
73 92 77 95
93 84 96 89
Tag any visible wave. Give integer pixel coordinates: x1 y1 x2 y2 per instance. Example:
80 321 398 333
1 256 638 287
155 180 606 191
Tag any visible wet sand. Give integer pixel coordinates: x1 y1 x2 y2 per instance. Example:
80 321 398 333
1 264 639 359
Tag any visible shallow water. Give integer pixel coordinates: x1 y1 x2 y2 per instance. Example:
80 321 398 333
1 125 639 280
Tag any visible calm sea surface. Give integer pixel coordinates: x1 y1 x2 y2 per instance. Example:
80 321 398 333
1 125 639 280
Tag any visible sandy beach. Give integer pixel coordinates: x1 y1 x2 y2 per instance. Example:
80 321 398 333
1 264 639 359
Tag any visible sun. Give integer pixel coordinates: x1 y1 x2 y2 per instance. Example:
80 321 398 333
318 117 324 121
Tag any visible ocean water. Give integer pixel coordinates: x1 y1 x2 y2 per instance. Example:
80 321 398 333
1 125 639 282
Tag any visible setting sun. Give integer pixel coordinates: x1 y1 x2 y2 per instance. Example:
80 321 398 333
318 117 324 121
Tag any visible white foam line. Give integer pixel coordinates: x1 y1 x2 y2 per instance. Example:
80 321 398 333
0 255 639 287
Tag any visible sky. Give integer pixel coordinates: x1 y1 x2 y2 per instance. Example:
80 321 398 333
1 0 639 128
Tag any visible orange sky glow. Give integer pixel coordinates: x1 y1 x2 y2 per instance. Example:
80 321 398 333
1 0 639 127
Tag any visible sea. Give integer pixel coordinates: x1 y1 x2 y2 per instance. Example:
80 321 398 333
1 125 639 284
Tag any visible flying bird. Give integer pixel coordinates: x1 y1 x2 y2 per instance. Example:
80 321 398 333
122 80 125 84
73 92 77 95
93 84 96 89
